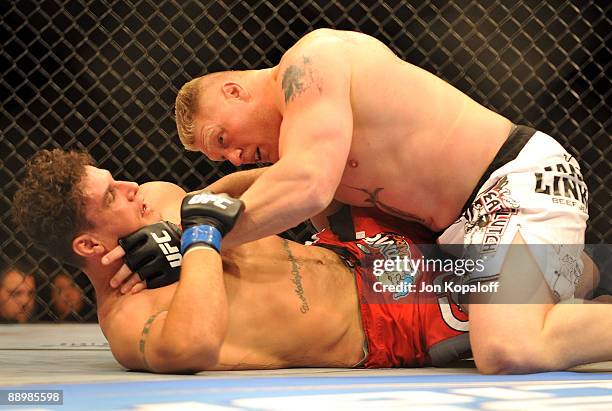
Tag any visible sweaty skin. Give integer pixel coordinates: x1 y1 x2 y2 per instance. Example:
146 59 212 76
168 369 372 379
94 182 364 371
190 29 513 249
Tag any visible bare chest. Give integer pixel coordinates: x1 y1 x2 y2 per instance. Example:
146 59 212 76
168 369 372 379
333 129 434 226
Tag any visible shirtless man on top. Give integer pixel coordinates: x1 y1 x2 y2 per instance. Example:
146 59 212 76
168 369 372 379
154 28 603 373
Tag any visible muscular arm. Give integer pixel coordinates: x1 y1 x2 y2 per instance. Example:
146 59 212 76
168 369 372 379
151 247 227 372
198 167 340 232
194 167 268 198
223 40 353 248
110 247 227 373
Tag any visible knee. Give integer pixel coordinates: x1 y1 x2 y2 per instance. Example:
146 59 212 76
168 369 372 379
473 339 552 375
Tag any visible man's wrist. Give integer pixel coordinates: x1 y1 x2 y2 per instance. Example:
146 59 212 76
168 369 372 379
181 225 222 254
183 243 215 257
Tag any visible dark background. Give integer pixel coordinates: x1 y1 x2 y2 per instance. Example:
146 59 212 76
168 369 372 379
1 0 610 321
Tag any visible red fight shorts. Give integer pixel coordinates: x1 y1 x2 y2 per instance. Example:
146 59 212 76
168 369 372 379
310 207 470 368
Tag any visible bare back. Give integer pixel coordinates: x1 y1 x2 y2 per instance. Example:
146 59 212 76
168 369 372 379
98 182 364 370
276 29 513 230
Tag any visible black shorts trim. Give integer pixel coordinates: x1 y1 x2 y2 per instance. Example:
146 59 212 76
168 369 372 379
459 124 536 217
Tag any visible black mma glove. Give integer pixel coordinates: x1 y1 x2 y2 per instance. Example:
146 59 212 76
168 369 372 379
180 192 244 254
118 221 183 289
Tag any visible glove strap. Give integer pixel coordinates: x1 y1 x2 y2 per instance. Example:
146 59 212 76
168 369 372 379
181 225 222 254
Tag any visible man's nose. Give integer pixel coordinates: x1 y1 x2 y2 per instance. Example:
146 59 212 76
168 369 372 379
120 181 139 200
224 148 243 167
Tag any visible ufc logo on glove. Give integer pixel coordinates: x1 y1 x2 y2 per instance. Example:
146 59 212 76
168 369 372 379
188 193 233 209
152 230 182 268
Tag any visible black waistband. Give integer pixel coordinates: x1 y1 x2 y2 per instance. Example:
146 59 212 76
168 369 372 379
458 124 536 217
328 203 357 242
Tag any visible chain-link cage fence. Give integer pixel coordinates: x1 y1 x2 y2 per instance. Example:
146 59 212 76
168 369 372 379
1 0 610 322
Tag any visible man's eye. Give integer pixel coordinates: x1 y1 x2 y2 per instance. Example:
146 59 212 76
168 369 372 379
218 135 224 146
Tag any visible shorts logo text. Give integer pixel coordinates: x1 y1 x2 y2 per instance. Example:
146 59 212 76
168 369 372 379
464 176 518 255
534 157 588 209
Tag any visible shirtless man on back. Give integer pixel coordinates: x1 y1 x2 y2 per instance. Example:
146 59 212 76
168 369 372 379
13 149 463 372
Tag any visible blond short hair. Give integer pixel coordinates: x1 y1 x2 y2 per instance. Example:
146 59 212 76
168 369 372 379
175 77 202 150
175 71 237 150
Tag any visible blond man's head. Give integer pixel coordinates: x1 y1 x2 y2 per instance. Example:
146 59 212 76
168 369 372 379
174 70 282 166
175 72 231 151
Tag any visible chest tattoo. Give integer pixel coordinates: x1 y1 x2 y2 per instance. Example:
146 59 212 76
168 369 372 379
345 186 426 225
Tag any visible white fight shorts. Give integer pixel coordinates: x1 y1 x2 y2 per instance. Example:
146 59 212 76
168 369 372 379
438 126 589 301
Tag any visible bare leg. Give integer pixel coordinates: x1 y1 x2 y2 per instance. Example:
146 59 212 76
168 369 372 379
468 232 612 374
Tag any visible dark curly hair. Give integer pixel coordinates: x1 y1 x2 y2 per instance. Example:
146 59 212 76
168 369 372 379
13 149 96 268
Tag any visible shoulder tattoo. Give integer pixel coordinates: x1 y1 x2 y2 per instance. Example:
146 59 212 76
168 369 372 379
139 310 166 370
281 55 321 104
282 65 305 103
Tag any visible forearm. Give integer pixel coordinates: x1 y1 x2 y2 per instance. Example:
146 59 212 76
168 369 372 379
222 161 334 248
159 247 227 365
194 167 269 198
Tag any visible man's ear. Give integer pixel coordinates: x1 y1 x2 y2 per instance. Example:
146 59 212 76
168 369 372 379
222 82 250 101
72 233 106 258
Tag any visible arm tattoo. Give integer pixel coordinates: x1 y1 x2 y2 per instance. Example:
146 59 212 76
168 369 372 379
139 310 166 369
345 186 427 225
281 55 321 103
282 65 306 103
282 239 310 313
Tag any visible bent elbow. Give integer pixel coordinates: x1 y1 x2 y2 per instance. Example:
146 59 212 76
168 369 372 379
272 159 339 215
192 341 222 370
309 188 334 215
306 176 337 214
151 341 221 373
